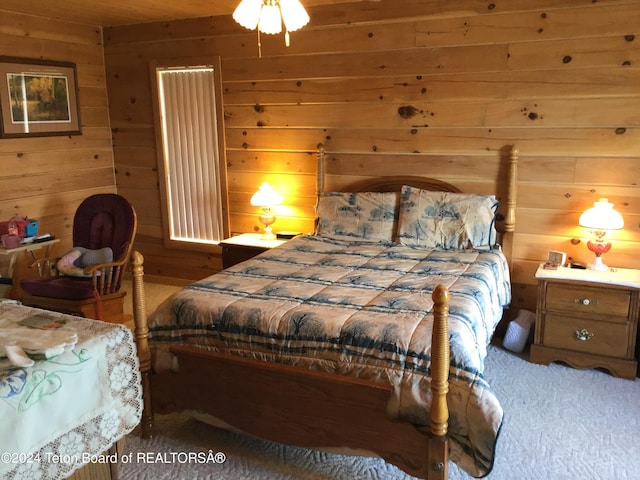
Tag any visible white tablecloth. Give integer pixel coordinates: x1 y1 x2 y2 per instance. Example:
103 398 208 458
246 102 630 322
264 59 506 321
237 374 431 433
0 302 142 480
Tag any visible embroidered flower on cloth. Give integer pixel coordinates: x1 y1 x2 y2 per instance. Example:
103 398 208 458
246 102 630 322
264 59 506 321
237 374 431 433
57 430 85 459
109 363 133 392
100 410 121 439
14 460 43 480
0 368 27 398
106 328 127 348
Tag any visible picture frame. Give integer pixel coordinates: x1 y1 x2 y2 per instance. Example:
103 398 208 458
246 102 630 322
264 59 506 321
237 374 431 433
0 56 81 138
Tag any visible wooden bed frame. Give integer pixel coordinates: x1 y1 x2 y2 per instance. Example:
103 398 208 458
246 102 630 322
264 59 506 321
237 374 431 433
130 144 519 480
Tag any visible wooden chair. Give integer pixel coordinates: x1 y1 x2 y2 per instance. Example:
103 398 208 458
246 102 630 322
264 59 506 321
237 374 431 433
20 194 137 324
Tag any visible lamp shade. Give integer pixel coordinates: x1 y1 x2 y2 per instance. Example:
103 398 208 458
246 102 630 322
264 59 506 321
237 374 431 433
280 0 310 32
258 3 282 34
232 0 263 30
578 198 624 231
250 182 283 207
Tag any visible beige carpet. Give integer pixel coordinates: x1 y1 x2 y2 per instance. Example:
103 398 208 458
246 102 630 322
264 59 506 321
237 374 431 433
122 279 183 325
119 281 640 479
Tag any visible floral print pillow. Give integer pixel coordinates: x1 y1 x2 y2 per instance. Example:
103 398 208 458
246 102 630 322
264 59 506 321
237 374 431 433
396 186 499 249
315 192 399 243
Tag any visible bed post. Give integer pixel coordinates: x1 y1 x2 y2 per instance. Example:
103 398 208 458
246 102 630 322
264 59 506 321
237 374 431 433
130 250 154 439
501 145 519 269
317 143 325 195
428 284 450 480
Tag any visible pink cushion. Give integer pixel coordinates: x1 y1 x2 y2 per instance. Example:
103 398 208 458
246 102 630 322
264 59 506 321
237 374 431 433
56 249 87 277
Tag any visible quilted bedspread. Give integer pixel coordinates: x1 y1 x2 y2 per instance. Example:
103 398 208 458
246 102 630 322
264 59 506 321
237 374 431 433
148 234 510 477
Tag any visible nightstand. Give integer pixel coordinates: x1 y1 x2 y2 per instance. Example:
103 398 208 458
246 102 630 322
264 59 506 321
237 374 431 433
531 264 639 379
220 233 288 269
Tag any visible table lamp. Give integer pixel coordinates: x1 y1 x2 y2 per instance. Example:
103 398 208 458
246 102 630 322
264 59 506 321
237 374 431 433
250 182 283 239
578 198 624 271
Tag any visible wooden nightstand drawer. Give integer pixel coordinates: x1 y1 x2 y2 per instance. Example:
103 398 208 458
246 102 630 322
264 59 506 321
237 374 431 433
545 283 630 318
542 313 632 358
221 244 267 268
532 264 640 379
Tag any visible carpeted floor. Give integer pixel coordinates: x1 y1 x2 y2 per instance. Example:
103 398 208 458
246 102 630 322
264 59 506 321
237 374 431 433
123 279 184 320
119 336 640 480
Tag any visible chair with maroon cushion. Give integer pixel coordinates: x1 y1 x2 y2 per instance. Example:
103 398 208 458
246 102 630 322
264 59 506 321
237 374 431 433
20 194 137 324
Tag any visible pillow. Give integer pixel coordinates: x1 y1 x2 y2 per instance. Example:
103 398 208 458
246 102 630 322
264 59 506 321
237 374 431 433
56 247 113 277
73 247 113 267
315 192 399 243
56 249 86 277
396 186 499 249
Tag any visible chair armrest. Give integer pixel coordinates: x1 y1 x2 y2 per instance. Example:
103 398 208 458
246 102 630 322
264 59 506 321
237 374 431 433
82 258 127 275
84 257 129 296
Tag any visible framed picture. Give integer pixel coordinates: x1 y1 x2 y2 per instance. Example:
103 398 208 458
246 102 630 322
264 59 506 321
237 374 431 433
0 57 81 138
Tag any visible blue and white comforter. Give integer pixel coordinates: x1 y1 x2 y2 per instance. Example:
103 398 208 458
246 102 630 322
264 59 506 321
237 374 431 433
148 234 510 477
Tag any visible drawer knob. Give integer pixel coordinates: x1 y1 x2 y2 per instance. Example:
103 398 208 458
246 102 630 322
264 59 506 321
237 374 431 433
574 329 594 341
575 298 597 306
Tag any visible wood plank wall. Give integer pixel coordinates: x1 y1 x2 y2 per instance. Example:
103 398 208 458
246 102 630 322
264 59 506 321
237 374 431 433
103 0 640 311
0 11 114 292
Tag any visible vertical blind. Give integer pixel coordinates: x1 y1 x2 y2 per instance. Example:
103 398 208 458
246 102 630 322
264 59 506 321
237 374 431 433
158 67 223 244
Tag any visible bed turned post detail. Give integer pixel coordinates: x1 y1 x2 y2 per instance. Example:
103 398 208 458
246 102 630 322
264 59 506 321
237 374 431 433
317 142 326 195
130 250 154 439
429 284 450 480
504 145 519 233
501 145 519 270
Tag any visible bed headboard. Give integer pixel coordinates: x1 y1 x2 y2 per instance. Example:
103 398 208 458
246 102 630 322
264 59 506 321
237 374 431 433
315 143 519 269
330 175 462 195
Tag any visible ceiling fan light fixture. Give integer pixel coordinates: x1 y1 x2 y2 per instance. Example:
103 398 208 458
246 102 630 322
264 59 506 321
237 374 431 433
232 0 310 55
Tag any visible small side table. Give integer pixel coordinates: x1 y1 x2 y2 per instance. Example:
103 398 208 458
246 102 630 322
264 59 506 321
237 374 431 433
531 264 639 379
0 238 60 278
220 233 287 269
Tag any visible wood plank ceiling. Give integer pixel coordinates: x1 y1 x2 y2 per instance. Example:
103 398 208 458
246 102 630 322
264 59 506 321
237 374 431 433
0 0 372 26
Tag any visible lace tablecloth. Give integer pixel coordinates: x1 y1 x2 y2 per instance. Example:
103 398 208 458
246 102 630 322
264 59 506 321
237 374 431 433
0 302 142 480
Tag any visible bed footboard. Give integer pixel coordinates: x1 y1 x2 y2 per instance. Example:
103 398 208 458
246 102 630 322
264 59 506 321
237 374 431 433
130 251 451 480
